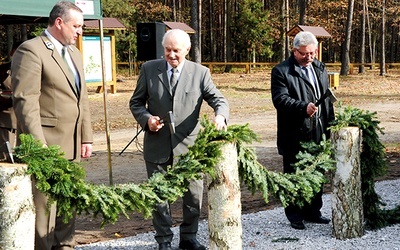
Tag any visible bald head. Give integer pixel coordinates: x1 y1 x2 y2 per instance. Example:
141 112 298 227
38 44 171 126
162 29 191 68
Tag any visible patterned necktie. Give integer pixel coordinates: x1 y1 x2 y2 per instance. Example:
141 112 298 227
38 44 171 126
62 47 80 94
170 67 178 92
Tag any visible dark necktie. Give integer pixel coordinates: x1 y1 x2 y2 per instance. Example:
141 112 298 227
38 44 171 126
170 67 178 92
62 47 80 94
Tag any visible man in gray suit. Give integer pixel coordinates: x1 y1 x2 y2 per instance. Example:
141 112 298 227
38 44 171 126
130 29 229 250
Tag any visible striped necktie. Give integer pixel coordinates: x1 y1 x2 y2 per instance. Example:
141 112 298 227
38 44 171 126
303 66 320 99
170 67 178 92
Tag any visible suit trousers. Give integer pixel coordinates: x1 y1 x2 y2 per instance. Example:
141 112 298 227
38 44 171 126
32 178 76 250
282 152 323 223
145 158 203 244
0 127 15 154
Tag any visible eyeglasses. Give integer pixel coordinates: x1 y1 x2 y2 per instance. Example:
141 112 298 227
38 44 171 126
295 49 316 57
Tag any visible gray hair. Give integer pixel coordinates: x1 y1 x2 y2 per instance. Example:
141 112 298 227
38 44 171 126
162 29 191 49
48 1 83 26
293 31 318 49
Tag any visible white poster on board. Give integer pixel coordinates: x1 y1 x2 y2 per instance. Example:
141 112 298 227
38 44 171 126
75 1 94 15
82 36 112 83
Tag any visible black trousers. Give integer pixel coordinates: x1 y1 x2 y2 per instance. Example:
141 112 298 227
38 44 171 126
282 152 323 223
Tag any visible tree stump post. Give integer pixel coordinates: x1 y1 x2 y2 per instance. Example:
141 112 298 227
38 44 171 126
207 143 242 250
0 163 35 249
332 127 364 239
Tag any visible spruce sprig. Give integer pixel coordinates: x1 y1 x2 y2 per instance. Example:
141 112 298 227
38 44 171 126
238 135 335 207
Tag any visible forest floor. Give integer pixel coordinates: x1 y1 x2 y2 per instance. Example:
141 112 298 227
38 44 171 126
75 67 400 245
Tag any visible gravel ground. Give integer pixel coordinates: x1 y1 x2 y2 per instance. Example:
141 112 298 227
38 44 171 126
76 179 400 250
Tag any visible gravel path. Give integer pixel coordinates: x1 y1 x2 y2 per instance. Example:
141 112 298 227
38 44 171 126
76 179 400 250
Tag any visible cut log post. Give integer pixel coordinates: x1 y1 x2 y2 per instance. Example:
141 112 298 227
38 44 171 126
207 143 242 250
0 163 35 249
331 127 364 239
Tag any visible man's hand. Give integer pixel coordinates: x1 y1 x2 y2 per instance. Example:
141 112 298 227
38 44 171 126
214 114 227 131
147 116 164 132
81 143 92 158
307 102 318 117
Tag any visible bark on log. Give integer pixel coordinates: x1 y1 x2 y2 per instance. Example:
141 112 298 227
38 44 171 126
207 143 242 250
332 127 364 239
0 163 35 249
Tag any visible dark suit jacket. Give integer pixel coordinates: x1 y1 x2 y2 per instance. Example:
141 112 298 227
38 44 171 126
271 55 335 156
0 62 16 130
11 34 93 160
130 59 229 164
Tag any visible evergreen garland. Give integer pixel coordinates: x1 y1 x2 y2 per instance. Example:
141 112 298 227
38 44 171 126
13 110 399 230
13 117 334 227
330 104 400 229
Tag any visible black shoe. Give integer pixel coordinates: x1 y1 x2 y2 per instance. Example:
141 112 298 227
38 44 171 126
179 238 206 250
305 215 330 224
290 221 305 230
159 242 172 250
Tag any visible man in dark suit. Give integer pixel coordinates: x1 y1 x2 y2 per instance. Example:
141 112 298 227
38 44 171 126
271 31 335 230
11 1 93 249
0 41 21 159
130 29 229 250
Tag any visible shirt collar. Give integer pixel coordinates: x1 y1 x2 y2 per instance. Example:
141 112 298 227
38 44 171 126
167 59 185 73
44 29 73 55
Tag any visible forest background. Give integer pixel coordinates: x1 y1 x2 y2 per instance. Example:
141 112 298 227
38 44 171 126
0 0 399 76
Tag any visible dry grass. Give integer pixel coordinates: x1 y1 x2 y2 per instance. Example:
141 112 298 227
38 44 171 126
87 67 400 132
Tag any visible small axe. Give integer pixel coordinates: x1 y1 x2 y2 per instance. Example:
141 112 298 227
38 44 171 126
160 111 175 134
119 111 175 155
1 141 14 164
315 88 338 106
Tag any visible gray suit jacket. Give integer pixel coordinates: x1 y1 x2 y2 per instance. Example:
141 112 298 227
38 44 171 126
130 59 229 164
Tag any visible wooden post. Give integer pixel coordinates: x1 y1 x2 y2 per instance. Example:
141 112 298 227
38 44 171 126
207 143 242 250
0 163 35 249
332 127 364 239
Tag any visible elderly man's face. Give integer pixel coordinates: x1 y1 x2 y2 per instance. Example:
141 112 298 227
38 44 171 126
294 44 318 67
164 37 190 68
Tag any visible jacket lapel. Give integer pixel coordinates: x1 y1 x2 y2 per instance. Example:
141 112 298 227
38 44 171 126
40 35 79 97
174 61 192 95
157 61 170 94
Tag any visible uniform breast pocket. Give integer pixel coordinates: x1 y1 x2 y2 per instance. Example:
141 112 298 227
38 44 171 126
41 117 58 127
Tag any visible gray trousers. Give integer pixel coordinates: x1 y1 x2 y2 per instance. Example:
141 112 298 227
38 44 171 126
145 159 203 244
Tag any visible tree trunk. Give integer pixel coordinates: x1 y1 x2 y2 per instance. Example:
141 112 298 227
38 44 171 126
366 1 374 65
207 143 242 249
332 127 364 240
190 0 201 63
224 0 232 73
340 0 354 76
298 0 307 25
279 0 286 62
379 0 386 76
208 0 215 61
359 0 366 74
0 163 35 249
